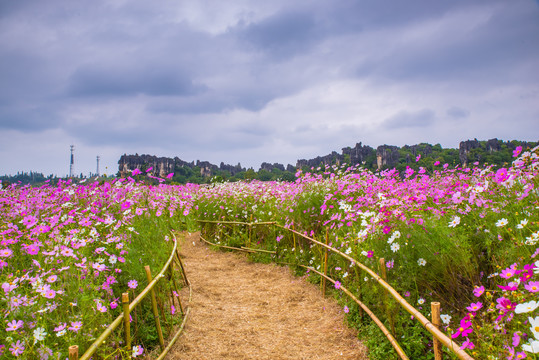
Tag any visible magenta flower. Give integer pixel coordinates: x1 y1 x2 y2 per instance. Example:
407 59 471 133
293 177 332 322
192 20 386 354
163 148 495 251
334 281 341 289
166 173 174 179
496 297 516 313
344 305 349 313
460 338 475 350
366 250 374 258
451 318 473 339
132 168 142 176
110 301 118 310
146 167 153 173
473 286 485 297
513 146 523 157
466 302 482 312
382 226 391 234
6 319 24 331
128 280 138 289
525 281 539 293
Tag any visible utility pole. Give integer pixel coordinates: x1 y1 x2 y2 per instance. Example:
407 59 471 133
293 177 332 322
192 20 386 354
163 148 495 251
69 145 75 178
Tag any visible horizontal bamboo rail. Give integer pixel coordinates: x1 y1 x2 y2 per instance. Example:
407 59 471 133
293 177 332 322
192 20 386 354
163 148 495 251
198 219 474 360
75 232 191 360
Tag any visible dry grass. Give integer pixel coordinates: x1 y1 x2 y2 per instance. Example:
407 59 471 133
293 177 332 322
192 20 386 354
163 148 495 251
167 232 368 360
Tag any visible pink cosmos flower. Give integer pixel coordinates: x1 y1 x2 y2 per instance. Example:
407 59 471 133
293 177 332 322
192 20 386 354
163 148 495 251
128 280 138 289
9 340 25 356
146 167 153 173
68 321 82 332
500 267 519 279
0 248 13 258
6 319 24 331
525 281 539 293
42 289 56 299
171 305 176 315
54 323 67 332
110 301 118 309
334 281 341 289
344 305 349 313
132 168 142 176
473 286 485 297
367 251 374 258
466 302 482 312
166 173 174 179
513 146 523 157
460 338 475 350
382 226 391 234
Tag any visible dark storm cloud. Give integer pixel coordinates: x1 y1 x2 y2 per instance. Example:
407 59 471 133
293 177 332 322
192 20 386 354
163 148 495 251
237 10 319 59
382 109 436 129
355 1 539 83
447 106 470 119
67 64 207 98
1 0 538 176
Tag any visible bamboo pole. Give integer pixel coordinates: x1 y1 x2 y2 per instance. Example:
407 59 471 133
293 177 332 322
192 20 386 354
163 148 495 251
272 223 473 360
68 345 79 360
175 248 189 286
379 258 396 336
122 292 131 350
79 234 180 360
145 265 165 351
248 214 253 247
170 269 185 315
432 302 443 360
303 265 409 360
321 228 329 296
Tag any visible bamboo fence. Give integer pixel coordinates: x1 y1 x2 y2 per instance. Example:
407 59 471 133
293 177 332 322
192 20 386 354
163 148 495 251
68 233 192 360
198 219 474 360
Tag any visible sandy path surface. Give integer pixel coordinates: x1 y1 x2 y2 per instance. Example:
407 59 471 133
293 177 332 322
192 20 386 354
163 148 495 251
167 232 368 360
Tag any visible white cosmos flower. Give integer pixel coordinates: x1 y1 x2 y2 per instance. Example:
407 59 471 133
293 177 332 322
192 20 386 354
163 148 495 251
390 243 400 252
417 258 427 266
440 314 451 325
448 216 460 228
517 219 529 229
496 218 508 227
523 340 539 353
515 301 539 314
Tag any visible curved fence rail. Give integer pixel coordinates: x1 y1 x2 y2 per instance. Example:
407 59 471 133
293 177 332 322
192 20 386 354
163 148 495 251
67 232 192 360
198 219 473 360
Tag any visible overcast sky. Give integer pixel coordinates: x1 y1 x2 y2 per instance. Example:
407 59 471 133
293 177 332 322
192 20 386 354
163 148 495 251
1 0 538 177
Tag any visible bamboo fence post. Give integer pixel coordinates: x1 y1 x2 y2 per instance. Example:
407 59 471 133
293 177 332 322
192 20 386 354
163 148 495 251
379 258 396 336
144 265 165 351
292 223 296 251
68 345 79 360
170 269 185 315
175 249 189 286
431 302 443 360
248 214 253 247
321 228 329 296
122 292 131 350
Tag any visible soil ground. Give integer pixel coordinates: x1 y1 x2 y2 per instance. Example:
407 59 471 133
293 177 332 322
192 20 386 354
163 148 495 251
167 232 368 360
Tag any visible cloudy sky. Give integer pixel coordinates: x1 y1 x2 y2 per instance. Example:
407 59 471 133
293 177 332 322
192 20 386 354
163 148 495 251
1 0 538 177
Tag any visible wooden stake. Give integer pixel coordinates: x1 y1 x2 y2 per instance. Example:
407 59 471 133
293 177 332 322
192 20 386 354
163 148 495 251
431 302 443 360
68 345 79 360
122 292 131 350
175 249 189 286
145 265 165 351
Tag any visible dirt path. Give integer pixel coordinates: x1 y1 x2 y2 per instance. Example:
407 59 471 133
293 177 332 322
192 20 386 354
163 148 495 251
168 232 368 360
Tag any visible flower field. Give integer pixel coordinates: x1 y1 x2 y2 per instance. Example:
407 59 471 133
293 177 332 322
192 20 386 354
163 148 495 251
1 145 538 359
